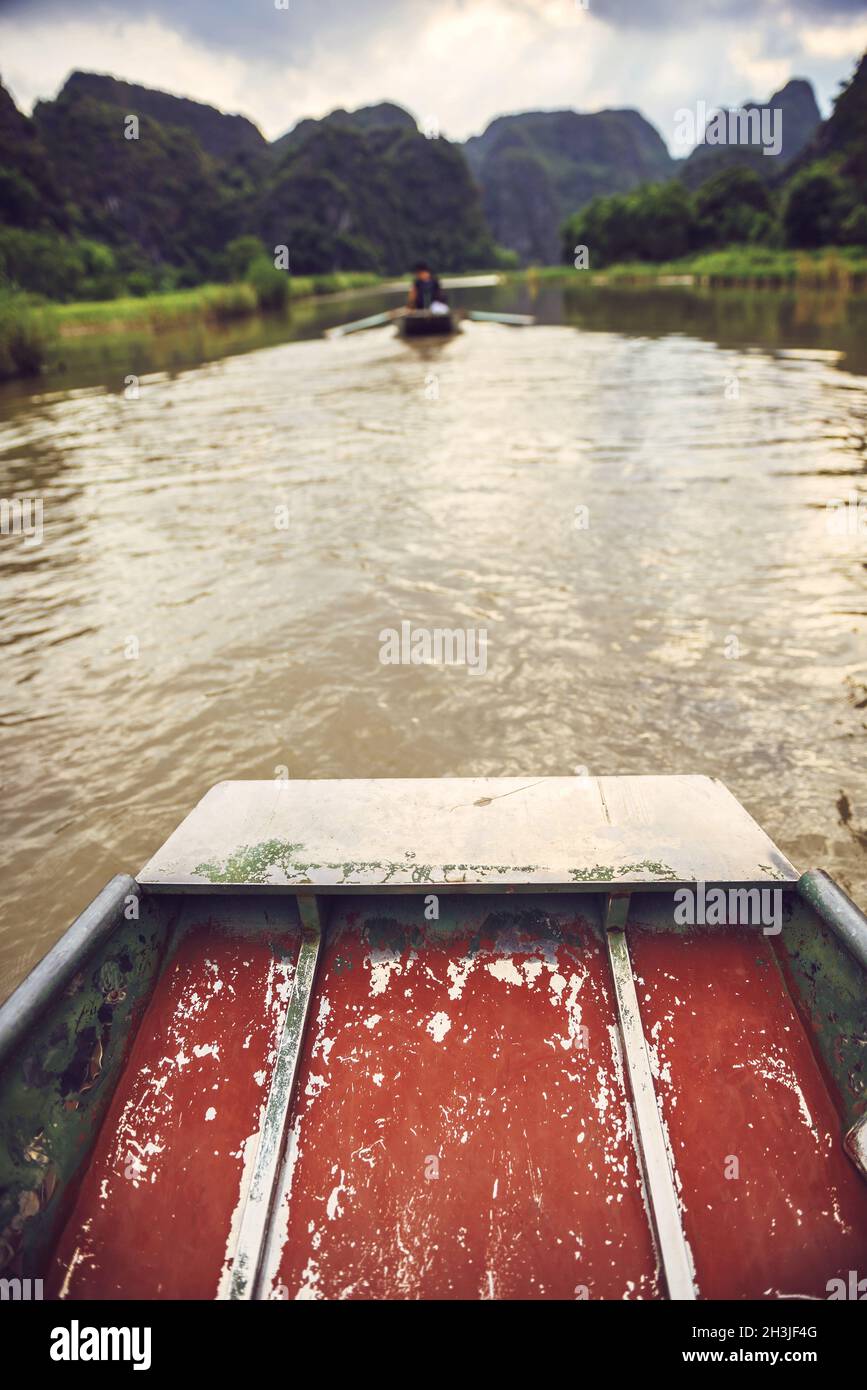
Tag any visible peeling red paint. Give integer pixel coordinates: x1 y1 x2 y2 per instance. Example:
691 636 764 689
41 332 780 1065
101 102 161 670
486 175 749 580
629 925 867 1299
48 922 297 1300
266 909 661 1300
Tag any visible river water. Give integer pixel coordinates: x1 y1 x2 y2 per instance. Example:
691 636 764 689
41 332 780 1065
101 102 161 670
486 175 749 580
0 278 865 1000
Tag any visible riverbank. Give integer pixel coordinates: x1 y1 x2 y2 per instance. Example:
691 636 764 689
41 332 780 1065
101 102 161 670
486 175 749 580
4 249 867 384
0 272 384 381
512 246 867 290
48 271 383 336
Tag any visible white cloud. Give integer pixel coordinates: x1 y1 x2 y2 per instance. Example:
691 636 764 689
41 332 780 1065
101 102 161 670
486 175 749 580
801 20 867 60
727 35 798 104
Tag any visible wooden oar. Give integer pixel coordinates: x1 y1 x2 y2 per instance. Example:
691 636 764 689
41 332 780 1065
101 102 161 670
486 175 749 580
466 310 535 326
326 309 404 339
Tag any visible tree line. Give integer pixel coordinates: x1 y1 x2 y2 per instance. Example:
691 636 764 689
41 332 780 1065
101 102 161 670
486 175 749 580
562 163 867 268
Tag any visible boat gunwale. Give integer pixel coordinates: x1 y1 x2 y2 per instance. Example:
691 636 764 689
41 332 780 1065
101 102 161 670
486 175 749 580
0 874 139 1071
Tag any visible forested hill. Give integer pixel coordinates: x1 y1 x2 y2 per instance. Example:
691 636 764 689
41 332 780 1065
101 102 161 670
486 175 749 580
793 51 867 196
272 102 418 157
261 104 495 273
47 71 268 163
0 74 496 293
463 108 675 264
0 77 64 230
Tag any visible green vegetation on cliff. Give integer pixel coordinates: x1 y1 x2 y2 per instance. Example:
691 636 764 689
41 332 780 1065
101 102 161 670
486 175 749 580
0 75 495 298
464 108 675 264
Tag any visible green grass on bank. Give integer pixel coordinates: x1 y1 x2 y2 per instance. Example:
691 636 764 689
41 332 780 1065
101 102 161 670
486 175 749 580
49 282 258 331
47 271 383 336
499 247 867 288
0 270 384 380
569 246 867 289
0 294 56 380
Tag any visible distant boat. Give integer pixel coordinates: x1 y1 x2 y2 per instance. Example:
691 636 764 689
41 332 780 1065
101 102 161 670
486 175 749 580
3 775 864 1300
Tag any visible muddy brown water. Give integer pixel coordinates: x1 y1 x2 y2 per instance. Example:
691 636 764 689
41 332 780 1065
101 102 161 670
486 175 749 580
0 278 865 1001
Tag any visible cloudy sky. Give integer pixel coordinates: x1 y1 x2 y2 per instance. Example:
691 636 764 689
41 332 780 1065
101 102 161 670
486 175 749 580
0 0 865 149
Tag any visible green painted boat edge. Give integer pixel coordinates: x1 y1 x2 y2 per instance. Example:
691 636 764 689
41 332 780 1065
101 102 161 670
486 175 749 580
798 869 867 973
779 871 867 1139
0 883 173 1278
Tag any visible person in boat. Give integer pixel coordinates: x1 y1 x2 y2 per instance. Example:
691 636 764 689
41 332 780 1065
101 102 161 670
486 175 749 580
408 261 448 313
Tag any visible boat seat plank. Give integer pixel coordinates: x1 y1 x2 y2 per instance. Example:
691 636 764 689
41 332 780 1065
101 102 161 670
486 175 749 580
138 776 798 893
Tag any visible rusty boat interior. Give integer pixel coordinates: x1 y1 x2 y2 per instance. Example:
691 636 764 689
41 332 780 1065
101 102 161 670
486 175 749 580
1 774 865 1301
